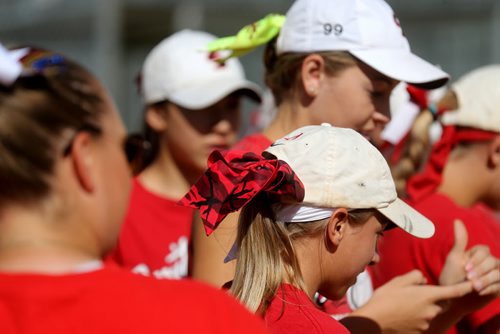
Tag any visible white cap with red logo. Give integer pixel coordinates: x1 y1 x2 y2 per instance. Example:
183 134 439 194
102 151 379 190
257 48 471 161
277 0 449 89
141 30 261 109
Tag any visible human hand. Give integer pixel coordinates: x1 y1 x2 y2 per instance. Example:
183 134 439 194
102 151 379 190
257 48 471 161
439 219 469 286
439 219 500 316
353 270 472 334
463 244 500 296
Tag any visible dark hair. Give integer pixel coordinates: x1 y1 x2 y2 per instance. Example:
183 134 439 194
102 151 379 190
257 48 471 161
263 38 356 105
0 48 105 206
132 101 166 172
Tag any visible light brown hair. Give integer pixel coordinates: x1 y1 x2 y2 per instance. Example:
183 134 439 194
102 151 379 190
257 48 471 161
263 38 356 105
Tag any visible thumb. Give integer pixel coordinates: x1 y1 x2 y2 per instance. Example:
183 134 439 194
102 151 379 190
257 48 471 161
451 219 468 254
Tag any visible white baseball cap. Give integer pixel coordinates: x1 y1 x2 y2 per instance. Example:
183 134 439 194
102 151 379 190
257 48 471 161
277 0 449 89
264 123 435 238
141 30 262 109
441 65 500 133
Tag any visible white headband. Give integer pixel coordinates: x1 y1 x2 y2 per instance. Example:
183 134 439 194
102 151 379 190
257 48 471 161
274 204 336 223
0 43 23 86
223 204 337 263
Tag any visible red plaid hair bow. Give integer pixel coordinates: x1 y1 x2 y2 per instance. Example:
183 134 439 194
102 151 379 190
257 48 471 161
179 150 305 236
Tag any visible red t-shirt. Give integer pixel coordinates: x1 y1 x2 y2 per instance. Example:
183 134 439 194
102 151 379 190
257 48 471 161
0 266 268 334
233 133 272 153
265 284 349 334
372 192 500 332
109 178 193 279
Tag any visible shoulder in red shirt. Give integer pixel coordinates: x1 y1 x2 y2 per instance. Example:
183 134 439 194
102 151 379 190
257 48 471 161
0 265 268 334
265 284 349 334
109 178 194 279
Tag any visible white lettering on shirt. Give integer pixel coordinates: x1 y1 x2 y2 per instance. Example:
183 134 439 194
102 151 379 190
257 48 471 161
131 236 189 279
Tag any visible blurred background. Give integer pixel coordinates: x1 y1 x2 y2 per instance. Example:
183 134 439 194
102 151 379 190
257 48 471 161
1 0 499 132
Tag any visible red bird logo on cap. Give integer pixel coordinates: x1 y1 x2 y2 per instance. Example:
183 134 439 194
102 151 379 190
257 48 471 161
284 133 303 141
208 51 226 68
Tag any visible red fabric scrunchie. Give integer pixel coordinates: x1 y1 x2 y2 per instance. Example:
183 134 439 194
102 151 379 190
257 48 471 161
179 150 305 236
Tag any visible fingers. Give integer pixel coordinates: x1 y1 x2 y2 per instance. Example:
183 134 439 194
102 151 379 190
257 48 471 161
474 261 500 296
465 245 491 274
451 219 468 254
426 303 445 320
388 269 427 286
464 246 500 294
469 253 498 280
427 281 473 301
478 282 500 297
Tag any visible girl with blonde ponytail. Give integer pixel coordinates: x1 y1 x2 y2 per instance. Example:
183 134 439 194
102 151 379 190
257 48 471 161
181 124 498 333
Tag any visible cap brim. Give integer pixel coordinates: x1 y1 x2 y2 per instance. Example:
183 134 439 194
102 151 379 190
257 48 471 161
377 198 435 238
169 79 262 110
351 49 450 89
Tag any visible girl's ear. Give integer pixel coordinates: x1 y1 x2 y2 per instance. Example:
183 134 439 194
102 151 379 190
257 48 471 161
301 54 325 98
326 208 349 248
145 104 168 132
70 131 96 193
487 136 500 169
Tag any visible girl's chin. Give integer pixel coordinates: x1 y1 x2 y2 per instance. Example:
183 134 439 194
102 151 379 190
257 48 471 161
320 286 350 301
318 275 360 300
